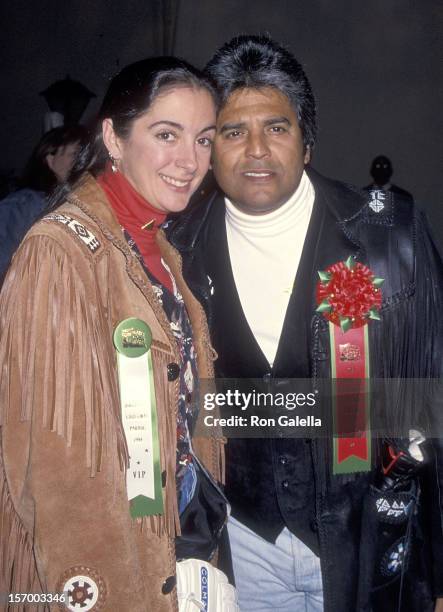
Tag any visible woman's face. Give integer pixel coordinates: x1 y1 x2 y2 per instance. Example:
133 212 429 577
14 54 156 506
104 86 216 213
46 141 81 183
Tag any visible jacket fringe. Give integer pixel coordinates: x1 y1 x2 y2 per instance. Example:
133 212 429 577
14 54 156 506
332 213 443 488
0 236 128 477
370 214 443 434
0 457 41 610
151 346 181 538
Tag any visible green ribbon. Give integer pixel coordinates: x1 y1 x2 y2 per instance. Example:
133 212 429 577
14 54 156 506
114 318 164 518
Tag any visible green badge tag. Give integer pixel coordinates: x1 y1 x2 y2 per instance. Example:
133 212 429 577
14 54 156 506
113 318 164 518
113 318 152 358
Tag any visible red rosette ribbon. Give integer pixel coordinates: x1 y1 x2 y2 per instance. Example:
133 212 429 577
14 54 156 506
316 256 384 332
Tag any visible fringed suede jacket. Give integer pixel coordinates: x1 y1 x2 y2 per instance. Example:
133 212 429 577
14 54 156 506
165 168 443 612
0 175 224 612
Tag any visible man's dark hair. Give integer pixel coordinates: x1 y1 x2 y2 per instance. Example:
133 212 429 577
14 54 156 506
205 35 317 150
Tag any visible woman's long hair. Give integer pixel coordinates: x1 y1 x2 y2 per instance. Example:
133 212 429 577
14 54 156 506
50 56 218 209
20 125 86 194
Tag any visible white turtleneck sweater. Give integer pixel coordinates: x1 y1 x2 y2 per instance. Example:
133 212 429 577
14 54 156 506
225 171 315 367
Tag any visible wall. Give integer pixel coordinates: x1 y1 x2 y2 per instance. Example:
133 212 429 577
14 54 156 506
175 0 443 246
1 1 441 247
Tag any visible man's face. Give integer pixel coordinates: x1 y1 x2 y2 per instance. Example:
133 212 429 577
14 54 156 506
212 87 310 215
371 156 392 186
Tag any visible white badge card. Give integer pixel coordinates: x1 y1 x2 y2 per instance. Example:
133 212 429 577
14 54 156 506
114 318 164 517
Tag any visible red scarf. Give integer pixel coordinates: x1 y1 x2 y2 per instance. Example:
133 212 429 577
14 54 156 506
98 167 173 292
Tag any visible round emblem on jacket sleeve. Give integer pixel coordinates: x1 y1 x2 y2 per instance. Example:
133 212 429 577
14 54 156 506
57 566 107 611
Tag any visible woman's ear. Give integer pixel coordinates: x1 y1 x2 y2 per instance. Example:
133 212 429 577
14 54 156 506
304 145 311 165
102 118 122 161
45 152 56 173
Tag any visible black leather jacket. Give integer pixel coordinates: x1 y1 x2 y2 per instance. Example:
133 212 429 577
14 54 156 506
166 168 443 612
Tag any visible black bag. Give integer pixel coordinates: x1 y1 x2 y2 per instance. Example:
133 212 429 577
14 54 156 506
175 454 229 562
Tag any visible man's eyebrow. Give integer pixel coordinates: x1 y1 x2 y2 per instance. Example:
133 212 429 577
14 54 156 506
219 117 292 133
219 121 247 134
263 116 292 127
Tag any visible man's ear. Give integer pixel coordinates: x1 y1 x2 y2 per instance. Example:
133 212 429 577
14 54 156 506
304 146 311 165
102 118 122 160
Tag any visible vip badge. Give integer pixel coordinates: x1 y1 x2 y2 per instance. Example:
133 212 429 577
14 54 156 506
113 318 163 518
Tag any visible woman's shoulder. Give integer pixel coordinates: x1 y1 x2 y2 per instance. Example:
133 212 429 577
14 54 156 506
32 173 124 255
23 208 104 271
27 176 110 261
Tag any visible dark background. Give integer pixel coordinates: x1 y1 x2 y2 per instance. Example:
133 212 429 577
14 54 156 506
1 1 442 248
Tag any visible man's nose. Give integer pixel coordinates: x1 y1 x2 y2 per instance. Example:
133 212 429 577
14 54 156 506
245 132 271 159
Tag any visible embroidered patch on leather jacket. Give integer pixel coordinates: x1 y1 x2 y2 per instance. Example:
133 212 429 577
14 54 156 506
368 190 386 213
363 190 394 225
375 496 412 524
57 566 107 611
43 213 101 252
380 537 408 577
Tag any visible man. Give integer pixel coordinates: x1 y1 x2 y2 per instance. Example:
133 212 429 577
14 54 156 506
364 154 414 203
166 36 443 611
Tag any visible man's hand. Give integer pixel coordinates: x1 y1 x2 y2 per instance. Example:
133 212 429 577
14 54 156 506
435 597 443 612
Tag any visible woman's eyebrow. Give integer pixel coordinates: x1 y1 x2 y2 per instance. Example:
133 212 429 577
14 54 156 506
148 121 216 134
148 120 183 130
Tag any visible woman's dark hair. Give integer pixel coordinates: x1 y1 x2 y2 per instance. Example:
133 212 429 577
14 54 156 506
64 56 218 192
205 35 317 150
20 125 86 194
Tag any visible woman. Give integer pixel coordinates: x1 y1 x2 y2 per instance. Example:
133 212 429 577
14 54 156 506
21 124 86 191
0 57 226 612
0 125 85 281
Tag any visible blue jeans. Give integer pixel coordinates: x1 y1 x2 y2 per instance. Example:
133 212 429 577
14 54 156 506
227 516 324 612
